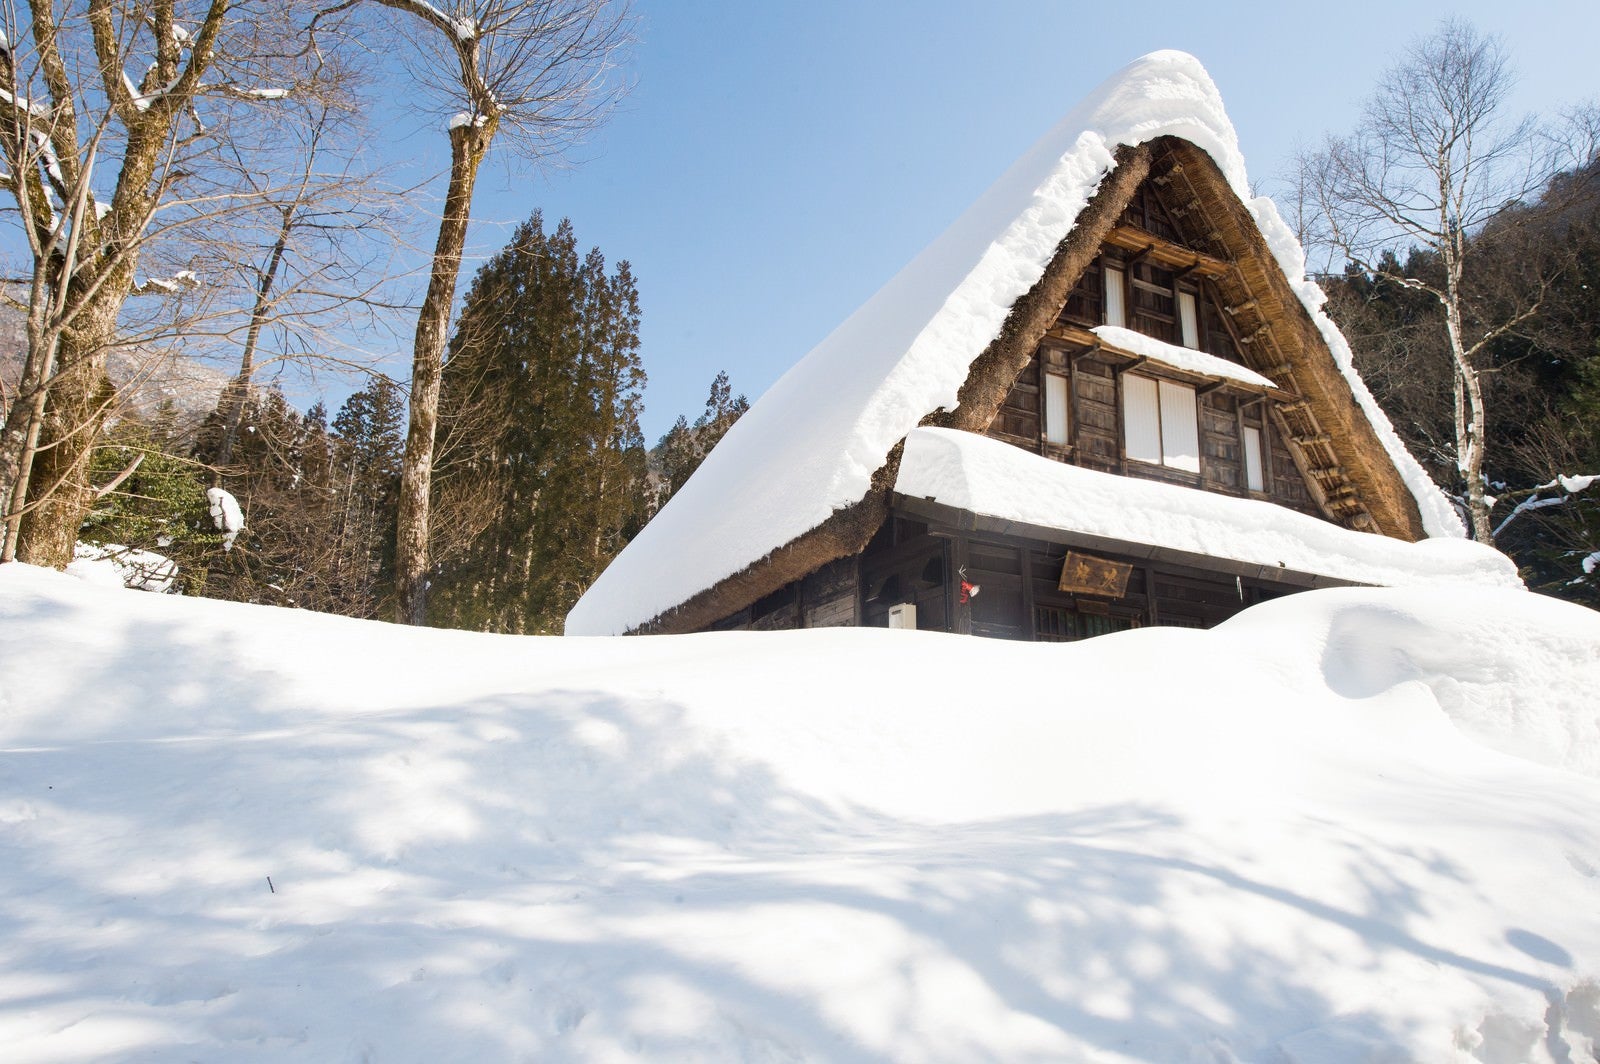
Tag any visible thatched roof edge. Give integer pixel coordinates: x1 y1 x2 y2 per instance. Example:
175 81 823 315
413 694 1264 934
1160 142 1427 539
630 442 902 635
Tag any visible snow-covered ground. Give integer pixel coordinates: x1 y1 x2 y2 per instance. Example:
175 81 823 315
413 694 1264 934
2 563 1599 1062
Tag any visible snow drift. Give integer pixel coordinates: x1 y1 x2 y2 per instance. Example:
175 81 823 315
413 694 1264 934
3 564 1600 1062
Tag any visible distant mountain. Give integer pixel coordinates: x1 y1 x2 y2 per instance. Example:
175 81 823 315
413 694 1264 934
0 311 231 434
105 347 232 429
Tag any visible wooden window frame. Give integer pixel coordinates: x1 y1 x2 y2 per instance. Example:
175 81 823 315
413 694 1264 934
1178 290 1200 349
1242 424 1266 493
1104 263 1127 328
1122 371 1202 474
1043 371 1071 449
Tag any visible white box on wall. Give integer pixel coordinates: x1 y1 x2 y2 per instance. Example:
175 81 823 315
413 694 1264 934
888 602 917 630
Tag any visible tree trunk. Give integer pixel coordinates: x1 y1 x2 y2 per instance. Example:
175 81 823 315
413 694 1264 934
14 300 123 567
1460 363 1492 542
0 2 256 567
1441 255 1494 542
0 303 59 561
216 211 293 471
393 120 494 625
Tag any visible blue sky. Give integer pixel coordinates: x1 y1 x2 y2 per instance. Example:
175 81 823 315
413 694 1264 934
364 4 1600 441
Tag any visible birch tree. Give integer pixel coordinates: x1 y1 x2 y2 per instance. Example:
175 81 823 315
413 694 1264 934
345 0 631 625
1297 19 1595 541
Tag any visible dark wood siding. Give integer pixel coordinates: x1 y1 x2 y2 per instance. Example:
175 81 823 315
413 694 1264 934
709 507 1316 642
1128 260 1179 343
1061 258 1103 326
859 516 948 632
964 541 1027 640
1200 392 1241 494
883 516 1291 640
802 557 859 628
986 352 1041 450
1071 357 1121 473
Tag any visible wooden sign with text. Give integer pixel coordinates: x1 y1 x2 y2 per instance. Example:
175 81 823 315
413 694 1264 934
1058 551 1133 597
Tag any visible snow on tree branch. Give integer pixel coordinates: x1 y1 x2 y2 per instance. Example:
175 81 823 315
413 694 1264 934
207 487 244 551
1492 473 1599 538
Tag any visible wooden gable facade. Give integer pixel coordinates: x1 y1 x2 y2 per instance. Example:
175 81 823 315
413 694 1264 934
695 136 1431 642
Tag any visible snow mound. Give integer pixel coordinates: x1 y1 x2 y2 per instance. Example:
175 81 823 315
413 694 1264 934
68 541 177 593
1234 587 1600 780
3 564 1598 1062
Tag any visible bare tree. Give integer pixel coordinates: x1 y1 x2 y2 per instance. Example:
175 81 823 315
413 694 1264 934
332 0 632 625
1297 19 1595 541
198 88 405 473
0 2 348 565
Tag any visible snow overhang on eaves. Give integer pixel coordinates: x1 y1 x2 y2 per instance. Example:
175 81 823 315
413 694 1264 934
894 429 1520 593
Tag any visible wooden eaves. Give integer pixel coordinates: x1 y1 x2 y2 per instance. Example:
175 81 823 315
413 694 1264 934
1101 223 1233 280
891 493 1364 591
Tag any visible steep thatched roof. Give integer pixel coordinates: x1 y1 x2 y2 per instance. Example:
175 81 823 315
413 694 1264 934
567 51 1461 637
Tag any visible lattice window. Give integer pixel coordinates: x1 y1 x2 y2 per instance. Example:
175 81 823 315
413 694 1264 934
1034 606 1136 642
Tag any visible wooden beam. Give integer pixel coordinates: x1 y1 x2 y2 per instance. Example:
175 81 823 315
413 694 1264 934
1102 223 1233 279
1239 323 1273 346
1048 322 1102 348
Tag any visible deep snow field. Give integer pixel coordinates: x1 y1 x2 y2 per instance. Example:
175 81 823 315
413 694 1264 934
2 562 1599 1062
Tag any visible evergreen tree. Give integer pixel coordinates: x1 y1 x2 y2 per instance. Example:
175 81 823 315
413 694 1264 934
81 418 213 585
326 376 406 615
656 414 699 504
651 370 750 512
429 211 648 633
694 369 749 452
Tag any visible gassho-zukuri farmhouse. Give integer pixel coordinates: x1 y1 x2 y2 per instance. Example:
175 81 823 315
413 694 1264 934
565 50 1521 640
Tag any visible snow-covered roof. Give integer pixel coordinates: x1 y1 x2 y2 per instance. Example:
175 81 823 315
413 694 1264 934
567 50 1464 637
897 429 1520 591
